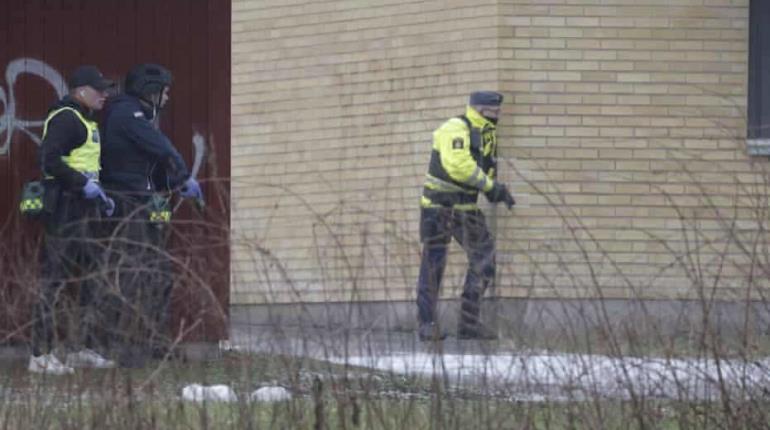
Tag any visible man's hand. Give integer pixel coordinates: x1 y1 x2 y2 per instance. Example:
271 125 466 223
83 178 115 216
82 178 104 199
101 195 116 217
180 177 203 201
485 182 515 209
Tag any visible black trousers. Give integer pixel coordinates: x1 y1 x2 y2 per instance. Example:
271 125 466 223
416 207 496 326
33 190 105 356
102 193 172 360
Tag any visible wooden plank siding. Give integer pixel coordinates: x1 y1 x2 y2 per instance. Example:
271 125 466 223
0 0 231 343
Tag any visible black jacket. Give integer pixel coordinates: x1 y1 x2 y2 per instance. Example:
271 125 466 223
100 94 189 193
39 96 93 191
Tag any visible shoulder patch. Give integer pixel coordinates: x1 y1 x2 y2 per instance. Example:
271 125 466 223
133 111 144 118
452 137 464 149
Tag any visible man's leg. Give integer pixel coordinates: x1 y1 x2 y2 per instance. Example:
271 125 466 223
103 195 152 367
30 197 77 374
66 207 115 368
453 209 497 339
145 222 173 358
416 207 451 340
118 202 155 367
33 235 67 357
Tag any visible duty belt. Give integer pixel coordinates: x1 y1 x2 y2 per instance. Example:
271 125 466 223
422 187 478 207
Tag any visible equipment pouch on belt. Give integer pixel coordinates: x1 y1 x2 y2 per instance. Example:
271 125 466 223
148 194 171 224
19 180 45 218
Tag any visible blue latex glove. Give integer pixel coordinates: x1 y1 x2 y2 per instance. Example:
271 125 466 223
180 177 203 200
82 179 103 199
101 195 116 217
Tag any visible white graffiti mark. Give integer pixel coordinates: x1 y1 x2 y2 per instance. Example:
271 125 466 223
191 131 206 179
0 58 67 155
0 58 207 176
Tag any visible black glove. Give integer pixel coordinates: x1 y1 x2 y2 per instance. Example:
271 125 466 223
485 182 515 209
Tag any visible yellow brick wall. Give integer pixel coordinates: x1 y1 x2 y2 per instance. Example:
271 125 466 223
232 0 764 305
498 0 761 301
231 0 502 304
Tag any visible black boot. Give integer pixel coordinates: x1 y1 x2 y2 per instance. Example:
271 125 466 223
457 321 498 340
417 322 448 341
458 296 497 340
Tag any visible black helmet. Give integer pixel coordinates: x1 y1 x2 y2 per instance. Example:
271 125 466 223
125 63 172 98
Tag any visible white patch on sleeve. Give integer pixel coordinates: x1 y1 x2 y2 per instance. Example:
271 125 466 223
133 111 144 118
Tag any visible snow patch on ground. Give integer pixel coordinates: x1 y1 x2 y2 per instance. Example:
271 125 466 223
182 384 237 402
331 352 770 400
181 384 293 403
250 386 292 402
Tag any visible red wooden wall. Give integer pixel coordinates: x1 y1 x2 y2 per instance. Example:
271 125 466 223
0 0 231 343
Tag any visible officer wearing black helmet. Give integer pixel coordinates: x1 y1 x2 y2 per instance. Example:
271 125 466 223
100 63 202 366
101 63 200 196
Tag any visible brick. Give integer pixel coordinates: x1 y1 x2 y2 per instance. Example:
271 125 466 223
548 94 582 104
617 73 651 83
234 0 754 305
616 160 651 171
548 6 584 16
581 71 617 81
565 127 600 137
599 149 633 159
548 116 581 126
567 61 600 71
567 39 602 49
601 61 634 71
549 49 584 60
532 60 567 70
567 17 600 27
515 49 550 59
582 94 617 104
548 72 581 81
617 95 651 104
583 50 618 60
601 127 635 137
532 38 567 49
533 17 566 26
532 127 566 137
565 82 600 92
616 117 650 126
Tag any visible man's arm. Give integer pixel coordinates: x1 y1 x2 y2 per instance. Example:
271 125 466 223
121 114 190 189
435 119 495 193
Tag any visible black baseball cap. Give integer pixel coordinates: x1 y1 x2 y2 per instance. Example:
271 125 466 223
68 65 115 91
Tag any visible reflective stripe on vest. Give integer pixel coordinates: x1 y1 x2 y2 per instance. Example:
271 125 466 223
42 107 101 175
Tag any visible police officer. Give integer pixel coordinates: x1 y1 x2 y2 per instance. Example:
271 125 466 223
30 65 117 374
100 63 202 366
416 91 515 341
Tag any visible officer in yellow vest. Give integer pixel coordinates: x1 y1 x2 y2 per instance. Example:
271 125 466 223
29 66 116 375
417 91 515 341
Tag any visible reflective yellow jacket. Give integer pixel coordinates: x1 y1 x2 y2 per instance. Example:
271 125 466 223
42 106 101 176
421 106 498 210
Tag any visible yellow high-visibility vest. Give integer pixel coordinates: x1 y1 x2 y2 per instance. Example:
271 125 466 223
42 107 101 175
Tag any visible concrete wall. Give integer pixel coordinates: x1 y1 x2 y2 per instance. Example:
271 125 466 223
231 0 766 309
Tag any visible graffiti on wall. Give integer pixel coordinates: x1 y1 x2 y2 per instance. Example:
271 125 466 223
0 58 205 179
0 58 67 155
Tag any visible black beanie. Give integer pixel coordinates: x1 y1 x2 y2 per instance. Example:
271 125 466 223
469 91 503 106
